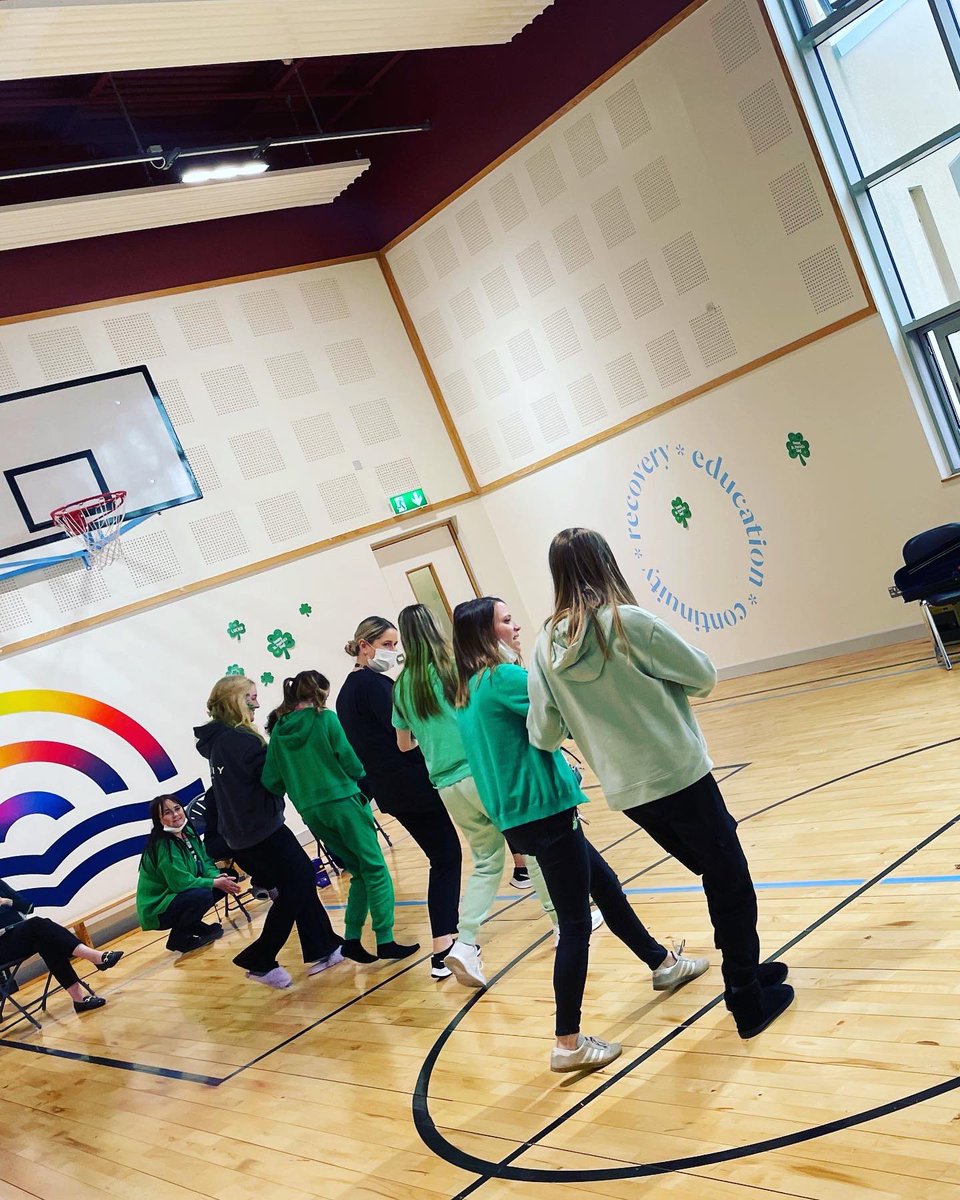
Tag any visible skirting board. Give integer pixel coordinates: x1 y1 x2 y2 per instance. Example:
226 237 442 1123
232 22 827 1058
716 623 931 681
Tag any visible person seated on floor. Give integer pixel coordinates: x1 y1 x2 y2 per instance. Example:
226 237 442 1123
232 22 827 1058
0 878 122 1014
136 793 241 954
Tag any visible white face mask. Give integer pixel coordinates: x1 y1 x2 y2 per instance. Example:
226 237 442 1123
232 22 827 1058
498 640 519 664
368 648 399 673
162 817 187 833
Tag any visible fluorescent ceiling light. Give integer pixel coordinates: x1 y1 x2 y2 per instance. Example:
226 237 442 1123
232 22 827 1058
181 160 268 184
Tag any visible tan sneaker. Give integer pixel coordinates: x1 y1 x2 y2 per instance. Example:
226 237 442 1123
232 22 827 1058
652 939 709 991
550 1034 622 1073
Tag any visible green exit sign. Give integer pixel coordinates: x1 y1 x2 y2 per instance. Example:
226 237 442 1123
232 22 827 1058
388 489 428 515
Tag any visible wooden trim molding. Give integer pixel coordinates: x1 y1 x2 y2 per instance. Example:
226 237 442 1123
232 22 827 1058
371 515 483 597
377 251 480 495
0 491 477 658
0 251 379 326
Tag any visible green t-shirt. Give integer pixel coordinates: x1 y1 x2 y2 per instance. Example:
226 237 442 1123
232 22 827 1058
392 664 470 790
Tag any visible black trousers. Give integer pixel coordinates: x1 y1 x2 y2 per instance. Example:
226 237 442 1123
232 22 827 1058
625 772 760 990
391 803 462 939
158 887 217 950
0 917 82 990
507 809 667 1036
231 825 341 973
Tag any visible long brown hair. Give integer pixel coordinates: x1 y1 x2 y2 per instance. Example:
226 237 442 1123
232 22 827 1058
452 597 504 707
547 527 638 659
395 604 457 721
266 670 330 734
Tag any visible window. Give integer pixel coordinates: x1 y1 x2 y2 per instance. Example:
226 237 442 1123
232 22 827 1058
784 0 960 468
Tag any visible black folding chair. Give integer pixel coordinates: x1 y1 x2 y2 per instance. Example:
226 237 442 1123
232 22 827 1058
184 793 253 924
893 523 960 670
0 954 93 1033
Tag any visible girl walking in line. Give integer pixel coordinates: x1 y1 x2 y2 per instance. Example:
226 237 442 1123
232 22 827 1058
453 596 708 1073
263 670 419 964
392 604 563 989
195 675 342 989
337 617 463 979
526 527 792 1039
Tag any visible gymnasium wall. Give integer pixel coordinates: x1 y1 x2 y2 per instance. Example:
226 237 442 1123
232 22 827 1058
0 257 468 648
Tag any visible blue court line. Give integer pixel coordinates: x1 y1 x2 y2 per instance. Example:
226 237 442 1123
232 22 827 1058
317 873 960 911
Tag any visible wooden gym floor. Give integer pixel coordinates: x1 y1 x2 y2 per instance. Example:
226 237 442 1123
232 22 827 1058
2 637 960 1200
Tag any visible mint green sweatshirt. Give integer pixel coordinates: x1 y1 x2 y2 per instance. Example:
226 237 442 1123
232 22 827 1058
526 605 716 810
262 707 365 818
456 662 583 832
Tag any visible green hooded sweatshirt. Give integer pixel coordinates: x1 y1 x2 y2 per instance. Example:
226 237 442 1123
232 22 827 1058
262 706 365 819
526 605 716 811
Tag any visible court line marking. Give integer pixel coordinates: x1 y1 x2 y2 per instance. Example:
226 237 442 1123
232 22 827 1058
698 652 932 706
410 737 960 1194
699 661 938 713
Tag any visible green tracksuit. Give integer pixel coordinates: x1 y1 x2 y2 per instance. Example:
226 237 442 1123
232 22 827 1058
262 706 397 942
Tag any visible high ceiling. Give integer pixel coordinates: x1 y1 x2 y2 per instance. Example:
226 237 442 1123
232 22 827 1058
0 0 692 318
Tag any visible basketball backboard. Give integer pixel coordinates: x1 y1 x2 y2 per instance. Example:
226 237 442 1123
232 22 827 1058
0 366 200 572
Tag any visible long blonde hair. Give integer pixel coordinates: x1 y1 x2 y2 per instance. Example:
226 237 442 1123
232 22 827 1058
206 675 265 742
546 527 638 659
344 615 395 658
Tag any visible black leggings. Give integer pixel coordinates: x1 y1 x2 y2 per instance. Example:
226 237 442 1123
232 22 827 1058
625 772 760 990
158 888 217 950
391 804 462 939
0 917 82 991
507 809 667 1036
230 825 340 974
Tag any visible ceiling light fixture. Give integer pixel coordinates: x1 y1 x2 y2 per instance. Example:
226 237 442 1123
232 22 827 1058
180 159 269 185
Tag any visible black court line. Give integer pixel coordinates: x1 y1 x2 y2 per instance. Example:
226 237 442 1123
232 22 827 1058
410 739 960 1194
697 652 933 707
0 761 747 1085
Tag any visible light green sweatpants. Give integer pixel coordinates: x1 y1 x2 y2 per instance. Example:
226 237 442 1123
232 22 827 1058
439 775 555 945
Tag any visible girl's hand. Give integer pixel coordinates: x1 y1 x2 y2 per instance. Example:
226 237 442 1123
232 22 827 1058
213 876 241 895
0 897 13 908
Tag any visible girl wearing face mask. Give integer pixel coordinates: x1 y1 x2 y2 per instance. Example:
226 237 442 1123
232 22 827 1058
136 794 241 954
453 596 708 1075
195 675 343 989
337 616 463 978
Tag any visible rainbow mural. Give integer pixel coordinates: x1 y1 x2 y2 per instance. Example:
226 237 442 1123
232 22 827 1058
0 689 202 909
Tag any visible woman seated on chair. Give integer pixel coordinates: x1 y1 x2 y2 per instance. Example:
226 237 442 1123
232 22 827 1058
136 794 241 954
0 878 122 1014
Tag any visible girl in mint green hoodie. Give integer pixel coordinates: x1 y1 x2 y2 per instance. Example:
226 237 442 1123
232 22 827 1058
263 670 418 965
526 527 792 1041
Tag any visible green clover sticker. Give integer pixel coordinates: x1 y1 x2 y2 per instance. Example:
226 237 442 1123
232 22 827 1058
786 431 810 466
227 619 246 641
299 602 312 617
225 663 245 676
671 497 692 529
267 629 295 660
260 671 275 685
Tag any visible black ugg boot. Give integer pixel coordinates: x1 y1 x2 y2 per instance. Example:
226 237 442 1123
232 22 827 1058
756 961 789 987
726 980 794 1038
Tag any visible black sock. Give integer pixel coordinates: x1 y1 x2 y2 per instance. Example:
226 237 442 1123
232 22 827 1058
377 940 420 960
341 938 377 964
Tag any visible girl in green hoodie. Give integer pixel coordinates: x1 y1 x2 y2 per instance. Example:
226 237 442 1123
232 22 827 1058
263 670 419 965
526 527 793 1041
453 595 708 1075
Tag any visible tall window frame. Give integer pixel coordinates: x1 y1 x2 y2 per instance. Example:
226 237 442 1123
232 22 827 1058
780 0 960 470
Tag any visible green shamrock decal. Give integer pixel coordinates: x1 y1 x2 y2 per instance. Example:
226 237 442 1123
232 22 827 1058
225 663 245 676
267 629 295 660
299 602 312 617
227 619 246 641
786 431 810 466
671 497 692 529
260 671 275 685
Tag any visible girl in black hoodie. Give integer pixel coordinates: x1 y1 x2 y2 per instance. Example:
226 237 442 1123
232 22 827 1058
195 674 341 988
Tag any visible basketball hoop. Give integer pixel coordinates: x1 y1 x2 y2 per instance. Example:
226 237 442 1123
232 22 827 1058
50 491 127 570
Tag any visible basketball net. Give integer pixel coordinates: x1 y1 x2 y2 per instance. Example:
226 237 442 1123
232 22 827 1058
50 491 127 571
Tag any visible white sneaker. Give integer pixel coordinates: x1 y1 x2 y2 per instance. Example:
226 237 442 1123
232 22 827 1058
552 908 604 947
245 966 293 989
550 1034 622 1073
445 940 486 989
307 947 344 976
651 939 710 991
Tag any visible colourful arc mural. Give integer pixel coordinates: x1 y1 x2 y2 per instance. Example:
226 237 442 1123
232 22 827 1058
0 791 73 842
0 741 127 793
0 689 177 782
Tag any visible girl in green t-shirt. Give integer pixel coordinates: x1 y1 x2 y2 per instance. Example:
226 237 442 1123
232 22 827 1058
392 603 556 989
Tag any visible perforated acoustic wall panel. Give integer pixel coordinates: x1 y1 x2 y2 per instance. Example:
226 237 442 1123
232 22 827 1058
0 258 467 643
386 0 867 485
